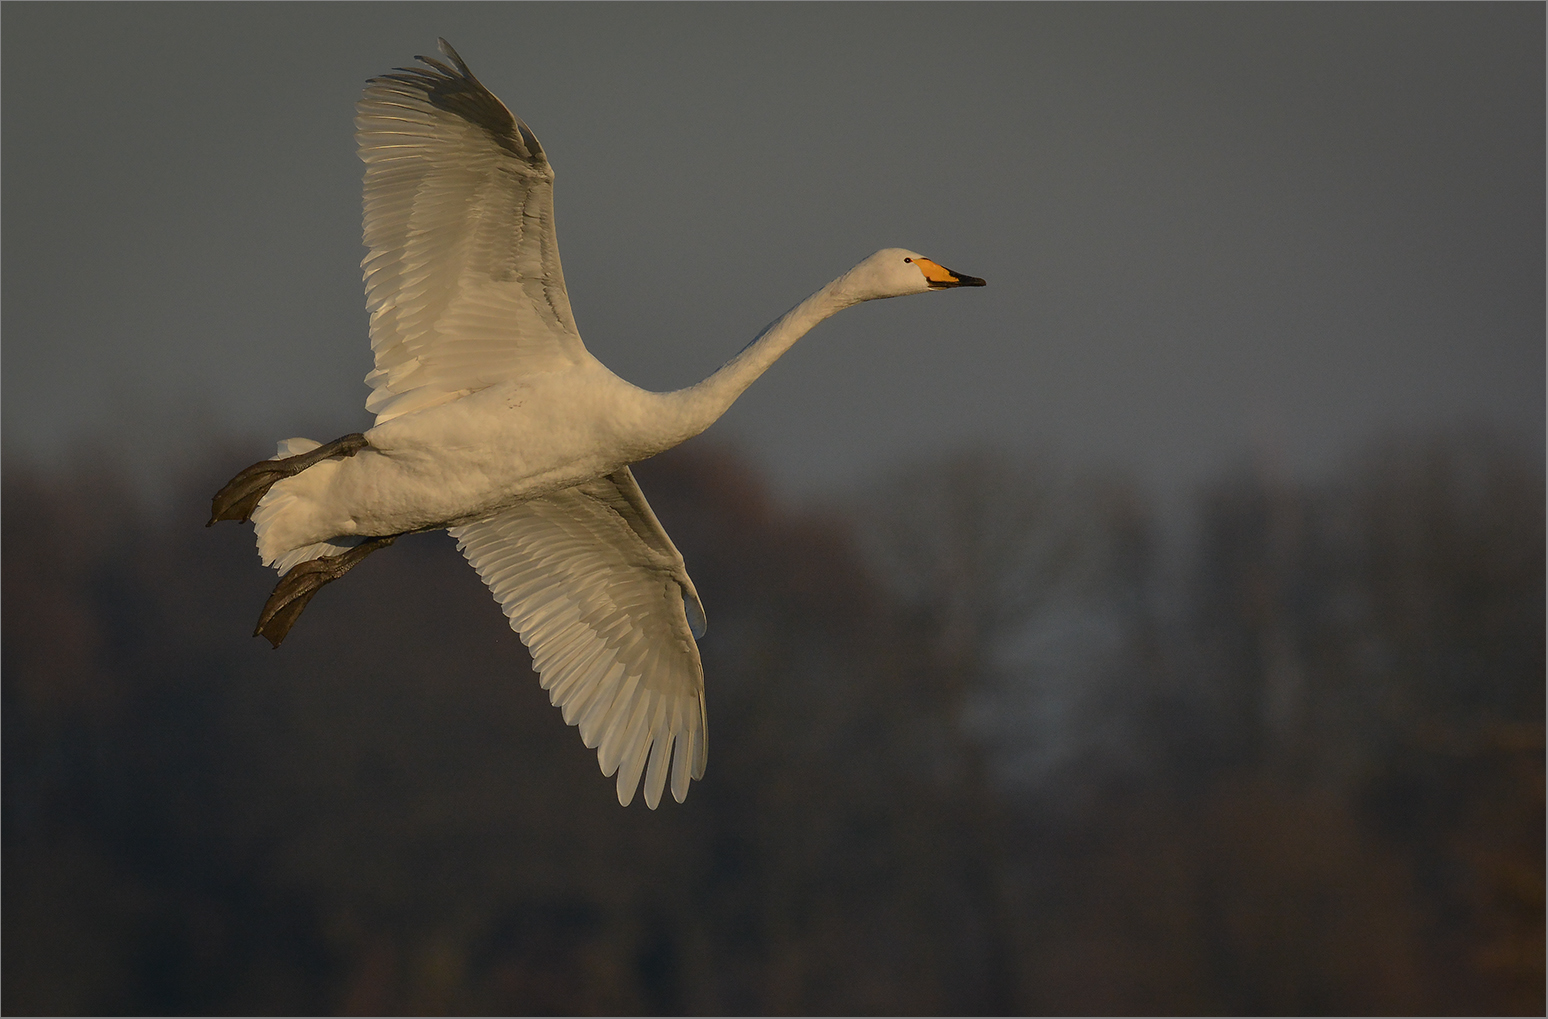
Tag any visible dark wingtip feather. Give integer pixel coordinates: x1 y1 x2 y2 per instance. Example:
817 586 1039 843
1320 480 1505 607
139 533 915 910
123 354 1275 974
436 37 472 76
371 41 542 162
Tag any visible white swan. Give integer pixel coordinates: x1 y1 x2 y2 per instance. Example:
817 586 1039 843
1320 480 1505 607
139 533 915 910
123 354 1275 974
210 40 985 809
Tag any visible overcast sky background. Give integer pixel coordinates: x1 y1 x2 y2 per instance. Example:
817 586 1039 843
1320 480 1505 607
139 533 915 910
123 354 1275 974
3 3 1542 508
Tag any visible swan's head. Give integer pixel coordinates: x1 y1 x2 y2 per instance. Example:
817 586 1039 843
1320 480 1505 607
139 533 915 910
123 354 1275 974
838 247 987 302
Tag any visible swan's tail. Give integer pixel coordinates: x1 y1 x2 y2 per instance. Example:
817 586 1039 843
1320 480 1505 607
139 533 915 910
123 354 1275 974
211 433 389 646
249 438 364 575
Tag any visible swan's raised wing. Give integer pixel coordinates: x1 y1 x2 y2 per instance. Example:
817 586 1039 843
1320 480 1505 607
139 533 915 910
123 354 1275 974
449 468 708 808
356 40 586 424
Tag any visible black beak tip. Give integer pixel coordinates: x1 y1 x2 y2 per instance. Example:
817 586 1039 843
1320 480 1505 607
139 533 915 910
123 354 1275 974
930 269 987 289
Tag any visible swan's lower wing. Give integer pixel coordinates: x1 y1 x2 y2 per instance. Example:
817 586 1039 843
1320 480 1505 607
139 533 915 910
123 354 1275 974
449 468 707 807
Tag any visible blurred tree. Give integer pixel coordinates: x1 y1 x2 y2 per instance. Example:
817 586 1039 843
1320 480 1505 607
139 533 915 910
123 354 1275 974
858 447 1158 1009
859 448 1155 780
2 430 1540 1015
1140 430 1545 1011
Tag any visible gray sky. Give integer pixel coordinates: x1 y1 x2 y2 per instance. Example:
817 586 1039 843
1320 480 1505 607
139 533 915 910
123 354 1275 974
3 3 1542 504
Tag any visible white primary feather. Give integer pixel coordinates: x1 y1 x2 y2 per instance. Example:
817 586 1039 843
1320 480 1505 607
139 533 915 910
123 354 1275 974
450 467 707 808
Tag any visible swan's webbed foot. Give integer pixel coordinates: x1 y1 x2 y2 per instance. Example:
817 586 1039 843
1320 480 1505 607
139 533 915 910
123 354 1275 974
208 432 370 527
254 534 398 648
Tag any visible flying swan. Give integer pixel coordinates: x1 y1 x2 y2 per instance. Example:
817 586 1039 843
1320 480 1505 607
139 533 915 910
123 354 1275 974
210 40 985 809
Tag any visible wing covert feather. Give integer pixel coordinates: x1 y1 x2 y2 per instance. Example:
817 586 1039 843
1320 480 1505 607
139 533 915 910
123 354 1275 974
356 39 586 424
449 468 707 807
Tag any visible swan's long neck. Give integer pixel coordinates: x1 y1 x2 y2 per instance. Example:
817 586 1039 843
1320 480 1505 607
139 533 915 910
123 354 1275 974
656 274 861 447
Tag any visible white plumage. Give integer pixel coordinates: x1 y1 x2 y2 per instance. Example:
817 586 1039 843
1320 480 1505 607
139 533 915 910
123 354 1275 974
356 52 584 423
450 469 707 808
213 39 984 809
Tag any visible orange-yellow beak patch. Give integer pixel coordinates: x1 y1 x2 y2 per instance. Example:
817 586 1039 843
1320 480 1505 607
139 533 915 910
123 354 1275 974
911 257 987 289
912 257 959 285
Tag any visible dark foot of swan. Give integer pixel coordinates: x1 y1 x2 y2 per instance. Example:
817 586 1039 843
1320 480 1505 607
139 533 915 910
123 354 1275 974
254 534 399 648
208 433 370 527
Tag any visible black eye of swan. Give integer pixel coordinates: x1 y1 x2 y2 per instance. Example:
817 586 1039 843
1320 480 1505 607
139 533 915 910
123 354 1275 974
904 257 912 262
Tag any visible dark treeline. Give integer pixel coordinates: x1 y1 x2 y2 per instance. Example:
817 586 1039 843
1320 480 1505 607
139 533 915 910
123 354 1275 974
3 430 1542 1015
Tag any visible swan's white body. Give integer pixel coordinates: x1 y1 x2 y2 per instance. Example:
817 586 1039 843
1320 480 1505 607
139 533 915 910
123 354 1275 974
243 41 983 809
